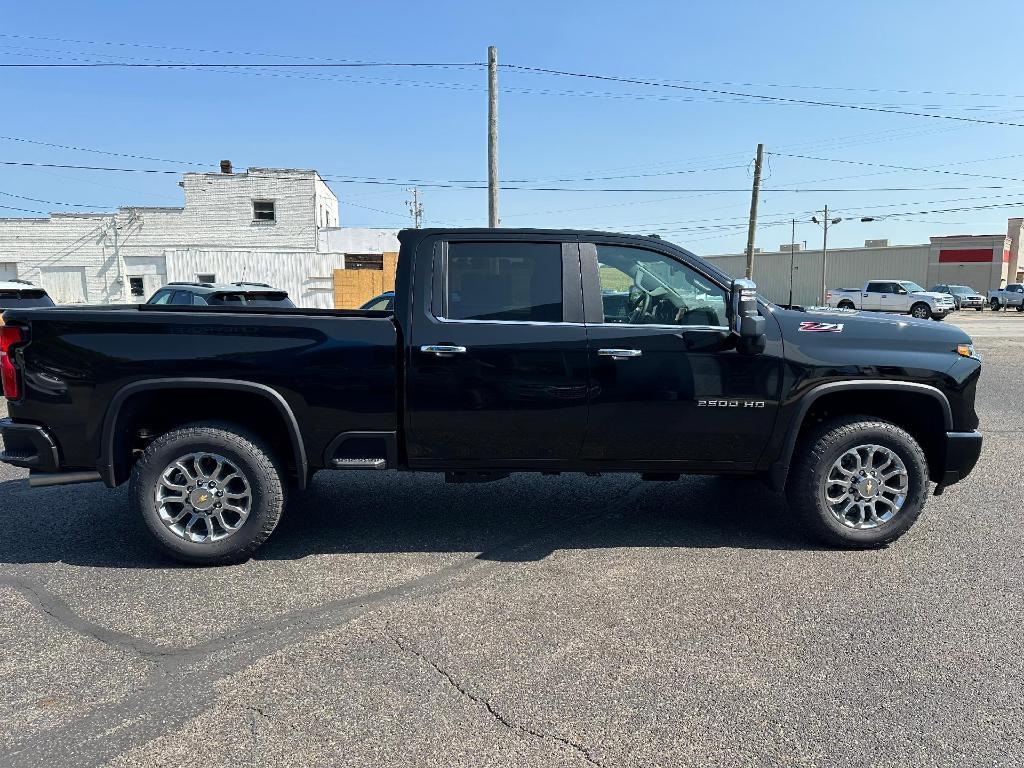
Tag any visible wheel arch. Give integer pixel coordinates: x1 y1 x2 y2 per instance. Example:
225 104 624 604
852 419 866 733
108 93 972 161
768 381 952 490
98 378 307 489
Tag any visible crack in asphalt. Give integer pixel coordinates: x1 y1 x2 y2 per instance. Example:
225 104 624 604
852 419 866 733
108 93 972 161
0 480 643 767
390 634 603 767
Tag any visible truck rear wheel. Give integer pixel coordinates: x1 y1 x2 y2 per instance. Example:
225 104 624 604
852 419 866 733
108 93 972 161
786 416 929 548
838 300 856 310
990 298 1001 311
129 423 285 565
909 303 931 320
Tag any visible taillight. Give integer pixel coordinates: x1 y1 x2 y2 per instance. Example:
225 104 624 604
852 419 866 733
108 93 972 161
1 325 23 399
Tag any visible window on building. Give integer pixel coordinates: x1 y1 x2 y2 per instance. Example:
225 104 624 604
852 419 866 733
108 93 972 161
196 273 216 284
253 200 276 222
445 242 562 323
345 254 384 270
128 277 145 297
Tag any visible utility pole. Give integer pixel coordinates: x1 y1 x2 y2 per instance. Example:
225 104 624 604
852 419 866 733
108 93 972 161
743 143 764 279
406 187 423 228
108 215 126 303
810 205 841 305
788 218 796 308
487 45 499 227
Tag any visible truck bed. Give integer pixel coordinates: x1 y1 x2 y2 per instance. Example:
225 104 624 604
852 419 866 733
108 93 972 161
1 305 398 477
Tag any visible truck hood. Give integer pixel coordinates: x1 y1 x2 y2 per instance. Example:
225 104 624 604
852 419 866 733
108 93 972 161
770 305 972 370
911 291 953 301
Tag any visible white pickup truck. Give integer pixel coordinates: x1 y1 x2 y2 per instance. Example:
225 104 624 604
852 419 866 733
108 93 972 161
826 280 956 320
987 283 1024 311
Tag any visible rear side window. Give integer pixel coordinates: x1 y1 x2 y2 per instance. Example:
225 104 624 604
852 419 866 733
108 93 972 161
208 293 295 307
170 291 194 305
445 242 562 322
0 291 54 308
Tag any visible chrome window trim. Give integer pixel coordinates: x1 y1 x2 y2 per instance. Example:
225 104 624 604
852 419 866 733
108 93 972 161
433 316 728 332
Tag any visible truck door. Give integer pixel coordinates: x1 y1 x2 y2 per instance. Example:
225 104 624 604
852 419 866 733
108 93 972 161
405 236 590 466
880 281 910 312
578 241 781 468
861 281 888 311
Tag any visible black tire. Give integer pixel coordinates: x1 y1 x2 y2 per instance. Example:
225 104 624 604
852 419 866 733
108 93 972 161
909 302 932 320
991 298 1001 311
838 300 856 310
976 307 984 312
1016 304 1024 313
786 415 929 549
129 423 285 565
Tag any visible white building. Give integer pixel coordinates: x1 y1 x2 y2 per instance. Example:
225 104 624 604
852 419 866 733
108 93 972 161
0 162 401 308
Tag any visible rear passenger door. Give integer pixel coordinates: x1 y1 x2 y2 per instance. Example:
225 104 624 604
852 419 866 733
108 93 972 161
862 282 888 311
405 236 590 466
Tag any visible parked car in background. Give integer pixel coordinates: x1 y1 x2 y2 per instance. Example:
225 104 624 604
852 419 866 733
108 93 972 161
147 282 296 308
987 283 1024 311
826 280 956 320
930 284 985 311
0 228 983 565
359 291 395 311
0 281 55 320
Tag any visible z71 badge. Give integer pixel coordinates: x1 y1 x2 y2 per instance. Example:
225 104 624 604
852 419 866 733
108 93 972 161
799 321 845 333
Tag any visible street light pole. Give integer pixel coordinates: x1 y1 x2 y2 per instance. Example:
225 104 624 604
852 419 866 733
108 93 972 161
789 218 796 307
821 204 830 306
811 206 841 306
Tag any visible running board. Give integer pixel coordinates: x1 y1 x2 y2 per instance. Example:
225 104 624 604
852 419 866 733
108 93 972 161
330 457 387 470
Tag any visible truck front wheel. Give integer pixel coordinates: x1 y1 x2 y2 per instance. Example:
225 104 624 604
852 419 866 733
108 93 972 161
909 303 931 320
129 423 285 565
786 416 929 548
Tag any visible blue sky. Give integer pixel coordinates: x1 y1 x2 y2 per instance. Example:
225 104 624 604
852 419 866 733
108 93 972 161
3 0 1024 254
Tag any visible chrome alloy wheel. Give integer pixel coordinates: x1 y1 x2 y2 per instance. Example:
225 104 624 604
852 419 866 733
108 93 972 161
823 444 909 529
154 452 252 543
910 305 930 319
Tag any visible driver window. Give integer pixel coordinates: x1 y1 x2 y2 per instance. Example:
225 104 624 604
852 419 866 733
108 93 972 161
595 244 728 327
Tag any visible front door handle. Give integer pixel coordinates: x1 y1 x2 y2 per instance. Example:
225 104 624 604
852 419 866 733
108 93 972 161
598 348 642 359
420 344 467 356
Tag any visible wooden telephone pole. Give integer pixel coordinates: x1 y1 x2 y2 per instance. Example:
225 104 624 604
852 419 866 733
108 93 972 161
487 45 499 227
744 143 765 279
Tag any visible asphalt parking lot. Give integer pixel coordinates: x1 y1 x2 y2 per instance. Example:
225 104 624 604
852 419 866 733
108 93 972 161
1 310 1021 768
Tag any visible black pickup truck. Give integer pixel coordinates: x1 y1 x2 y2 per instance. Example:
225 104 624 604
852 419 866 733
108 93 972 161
0 229 983 564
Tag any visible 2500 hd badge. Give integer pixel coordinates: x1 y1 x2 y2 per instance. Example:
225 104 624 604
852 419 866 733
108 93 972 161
697 400 766 408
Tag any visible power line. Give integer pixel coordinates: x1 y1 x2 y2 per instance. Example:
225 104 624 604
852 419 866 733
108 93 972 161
500 64 1024 129
772 152 1024 183
4 161 1021 192
0 135 205 165
0 189 114 208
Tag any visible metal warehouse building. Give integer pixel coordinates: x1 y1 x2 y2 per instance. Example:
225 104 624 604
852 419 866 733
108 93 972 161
703 218 1024 306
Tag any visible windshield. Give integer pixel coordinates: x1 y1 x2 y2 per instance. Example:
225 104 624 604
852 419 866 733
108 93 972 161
0 292 55 308
900 281 926 293
948 285 974 295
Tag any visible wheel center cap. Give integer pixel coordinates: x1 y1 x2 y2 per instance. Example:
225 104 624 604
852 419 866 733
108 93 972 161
189 488 215 511
855 477 879 499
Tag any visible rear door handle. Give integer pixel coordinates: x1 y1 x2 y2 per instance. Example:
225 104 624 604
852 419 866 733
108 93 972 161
598 348 642 359
420 344 467 356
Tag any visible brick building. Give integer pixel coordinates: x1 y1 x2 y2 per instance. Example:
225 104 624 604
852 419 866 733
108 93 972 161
0 163 399 308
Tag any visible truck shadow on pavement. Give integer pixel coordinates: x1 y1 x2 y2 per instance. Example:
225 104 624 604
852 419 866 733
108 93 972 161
0 471 820 569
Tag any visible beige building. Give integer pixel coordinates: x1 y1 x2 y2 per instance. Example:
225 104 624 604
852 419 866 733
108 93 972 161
703 219 1022 306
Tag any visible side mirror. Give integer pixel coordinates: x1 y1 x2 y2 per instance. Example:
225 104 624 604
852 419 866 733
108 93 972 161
731 278 766 355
